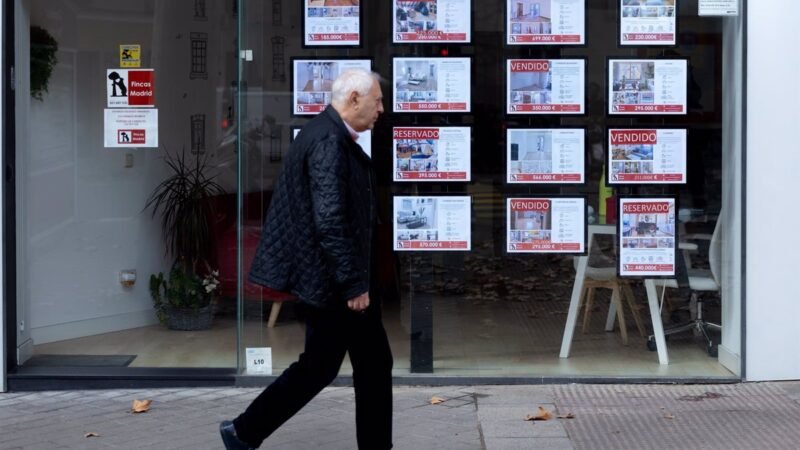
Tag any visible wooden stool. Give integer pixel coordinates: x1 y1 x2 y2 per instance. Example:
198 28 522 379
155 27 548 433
579 279 646 345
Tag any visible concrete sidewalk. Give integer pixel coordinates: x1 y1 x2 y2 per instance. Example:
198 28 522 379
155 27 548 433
2 382 800 449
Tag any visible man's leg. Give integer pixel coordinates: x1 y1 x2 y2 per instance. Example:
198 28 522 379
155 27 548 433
349 308 394 449
233 307 347 447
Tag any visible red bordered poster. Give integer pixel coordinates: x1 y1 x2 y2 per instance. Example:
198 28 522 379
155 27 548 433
394 196 471 251
393 127 471 181
507 197 586 253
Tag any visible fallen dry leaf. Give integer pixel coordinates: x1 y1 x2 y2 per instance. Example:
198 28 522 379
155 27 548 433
429 396 446 405
84 432 100 438
557 413 576 419
524 406 553 421
663 414 675 420
131 399 152 413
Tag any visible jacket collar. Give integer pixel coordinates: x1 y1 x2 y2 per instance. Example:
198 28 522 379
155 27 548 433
323 106 356 142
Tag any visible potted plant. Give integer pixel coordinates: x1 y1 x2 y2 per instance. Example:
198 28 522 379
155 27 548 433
145 150 225 330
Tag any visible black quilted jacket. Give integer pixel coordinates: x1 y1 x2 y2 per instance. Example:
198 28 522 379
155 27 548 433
249 106 376 308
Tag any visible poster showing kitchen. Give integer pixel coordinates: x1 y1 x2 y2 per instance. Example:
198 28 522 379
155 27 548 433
619 197 676 277
293 59 371 114
304 0 360 46
608 129 687 184
506 198 585 253
507 128 584 183
507 59 584 114
393 127 471 181
104 109 158 148
608 59 687 114
106 69 154 107
294 127 372 157
394 0 471 43
394 196 471 251
619 0 677 46
506 0 586 44
393 57 471 112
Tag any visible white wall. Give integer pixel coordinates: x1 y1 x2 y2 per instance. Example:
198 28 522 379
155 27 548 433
745 0 800 381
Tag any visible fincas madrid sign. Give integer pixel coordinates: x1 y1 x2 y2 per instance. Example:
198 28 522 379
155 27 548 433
106 69 155 107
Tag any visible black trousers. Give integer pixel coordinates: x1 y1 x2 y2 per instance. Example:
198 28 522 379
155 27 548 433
233 304 393 449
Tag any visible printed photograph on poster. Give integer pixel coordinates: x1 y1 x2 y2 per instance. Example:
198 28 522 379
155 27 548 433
507 197 585 253
619 197 676 277
393 57 471 113
293 59 371 115
394 127 470 181
619 0 676 46
609 129 686 184
507 59 585 114
106 69 155 108
608 59 687 115
104 109 158 148
394 196 471 251
394 0 471 43
304 0 361 46
506 0 586 45
507 128 584 183
293 126 372 157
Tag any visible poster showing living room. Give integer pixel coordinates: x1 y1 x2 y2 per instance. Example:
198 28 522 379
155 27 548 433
393 126 471 181
506 197 585 253
293 59 370 114
608 59 687 114
394 57 471 112
507 0 585 44
608 128 686 184
394 0 471 43
394 196 471 251
620 0 676 46
304 0 361 46
507 128 584 183
619 197 676 277
507 59 584 114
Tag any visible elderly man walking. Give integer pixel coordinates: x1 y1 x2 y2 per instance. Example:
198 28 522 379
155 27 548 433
219 68 392 449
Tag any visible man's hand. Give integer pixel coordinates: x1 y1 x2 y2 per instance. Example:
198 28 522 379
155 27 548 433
347 292 370 312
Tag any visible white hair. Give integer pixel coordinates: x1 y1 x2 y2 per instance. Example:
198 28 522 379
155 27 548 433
331 68 380 106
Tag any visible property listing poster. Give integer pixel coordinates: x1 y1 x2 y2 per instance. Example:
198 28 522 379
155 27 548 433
394 57 471 112
393 127 471 181
393 0 471 43
293 127 372 157
619 0 677 46
507 59 585 114
394 196 471 251
293 59 371 115
506 0 586 45
619 197 676 277
507 128 584 183
507 198 585 253
608 129 687 184
608 59 687 114
304 0 360 46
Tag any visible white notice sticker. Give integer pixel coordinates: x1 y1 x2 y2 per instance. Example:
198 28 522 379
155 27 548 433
245 347 272 375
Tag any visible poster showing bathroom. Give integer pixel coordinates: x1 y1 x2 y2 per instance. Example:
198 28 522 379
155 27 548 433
506 198 585 253
506 0 585 45
293 59 371 115
293 127 372 157
304 0 361 46
619 197 676 277
394 196 471 251
608 129 687 184
507 129 584 183
393 57 471 112
393 0 471 43
619 0 677 46
507 59 585 114
608 59 687 114
393 127 471 181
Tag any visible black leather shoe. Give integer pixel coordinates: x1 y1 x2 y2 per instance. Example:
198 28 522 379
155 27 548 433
219 420 253 450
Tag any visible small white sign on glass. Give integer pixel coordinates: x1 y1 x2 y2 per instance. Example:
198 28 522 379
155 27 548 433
245 347 273 375
699 0 738 16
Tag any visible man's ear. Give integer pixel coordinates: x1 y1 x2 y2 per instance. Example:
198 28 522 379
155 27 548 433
349 90 360 107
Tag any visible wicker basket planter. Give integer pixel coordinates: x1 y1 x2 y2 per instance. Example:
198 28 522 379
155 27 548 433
164 304 213 331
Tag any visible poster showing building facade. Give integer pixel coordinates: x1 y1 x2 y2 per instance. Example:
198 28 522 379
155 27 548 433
507 59 585 114
293 127 372 157
394 0 471 43
393 127 471 181
608 59 687 114
507 197 585 253
619 197 676 277
293 59 371 115
506 0 586 45
304 0 361 46
619 0 677 46
608 129 687 184
394 196 471 251
507 128 584 183
393 57 471 112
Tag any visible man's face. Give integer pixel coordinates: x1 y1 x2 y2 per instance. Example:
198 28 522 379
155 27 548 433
352 80 384 132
